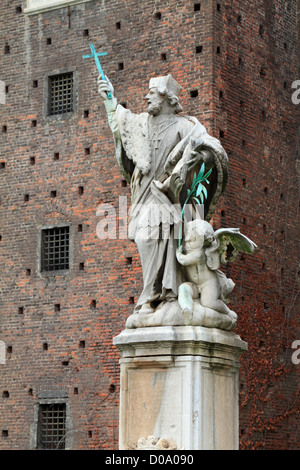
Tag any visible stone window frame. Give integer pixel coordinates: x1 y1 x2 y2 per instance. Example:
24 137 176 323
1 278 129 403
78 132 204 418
38 222 74 276
30 391 73 450
24 0 91 15
44 68 78 122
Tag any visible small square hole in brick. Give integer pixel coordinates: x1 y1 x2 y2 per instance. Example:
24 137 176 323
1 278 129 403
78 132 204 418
50 190 57 198
78 224 83 232
118 62 124 70
85 147 90 156
30 156 36 165
2 125 7 133
43 342 48 351
2 391 9 398
196 45 203 54
24 194 29 202
84 110 89 118
83 29 89 37
46 38 52 45
0 162 6 169
126 257 132 265
26 268 31 276
116 21 121 29
79 340 85 348
55 304 60 312
154 12 161 19
194 3 201 11
74 387 78 395
129 296 134 304
78 186 84 196
18 307 24 315
31 120 37 127
33 80 38 88
161 53 167 61
260 67 266 77
90 299 97 308
190 89 198 98
2 430 8 438
121 179 127 187
54 152 60 161
79 262 84 270
4 44 10 54
16 5 22 13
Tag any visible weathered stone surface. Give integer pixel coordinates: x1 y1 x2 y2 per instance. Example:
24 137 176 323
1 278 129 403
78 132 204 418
114 326 247 450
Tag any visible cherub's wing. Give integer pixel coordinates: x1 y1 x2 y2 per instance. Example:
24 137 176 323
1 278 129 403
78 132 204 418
214 228 257 264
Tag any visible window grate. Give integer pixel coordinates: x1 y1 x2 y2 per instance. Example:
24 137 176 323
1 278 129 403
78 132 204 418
49 72 73 115
37 403 66 450
41 226 70 272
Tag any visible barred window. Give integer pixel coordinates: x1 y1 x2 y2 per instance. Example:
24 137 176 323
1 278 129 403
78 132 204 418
48 72 73 115
41 225 70 272
37 403 66 450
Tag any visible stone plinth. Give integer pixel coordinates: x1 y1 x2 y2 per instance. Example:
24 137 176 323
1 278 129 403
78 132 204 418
113 326 247 450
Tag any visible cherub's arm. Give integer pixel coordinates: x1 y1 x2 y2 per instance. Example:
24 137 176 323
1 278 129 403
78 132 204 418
176 247 201 266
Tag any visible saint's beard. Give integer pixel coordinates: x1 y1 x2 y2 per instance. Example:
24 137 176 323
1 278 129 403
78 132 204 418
147 101 163 116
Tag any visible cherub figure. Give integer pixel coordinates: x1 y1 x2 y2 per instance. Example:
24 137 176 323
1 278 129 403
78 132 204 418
176 219 257 322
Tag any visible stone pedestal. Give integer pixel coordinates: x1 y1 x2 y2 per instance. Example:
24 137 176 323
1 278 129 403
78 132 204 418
113 326 247 450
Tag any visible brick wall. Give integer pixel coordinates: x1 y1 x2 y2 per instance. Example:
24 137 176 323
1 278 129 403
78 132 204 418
0 0 299 449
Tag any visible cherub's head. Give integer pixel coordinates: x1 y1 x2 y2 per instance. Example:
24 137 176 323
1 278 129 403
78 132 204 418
185 219 215 251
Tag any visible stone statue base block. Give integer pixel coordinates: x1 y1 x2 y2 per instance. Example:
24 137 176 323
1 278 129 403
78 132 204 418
113 326 247 450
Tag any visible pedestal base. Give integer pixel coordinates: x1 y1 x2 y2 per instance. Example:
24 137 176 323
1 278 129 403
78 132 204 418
113 326 247 450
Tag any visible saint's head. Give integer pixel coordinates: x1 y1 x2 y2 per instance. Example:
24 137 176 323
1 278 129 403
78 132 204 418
145 74 183 116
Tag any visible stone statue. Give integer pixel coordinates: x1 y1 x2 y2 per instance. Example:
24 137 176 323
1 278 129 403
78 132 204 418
98 74 255 330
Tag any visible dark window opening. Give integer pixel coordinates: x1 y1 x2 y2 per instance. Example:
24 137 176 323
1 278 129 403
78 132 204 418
37 403 66 450
41 226 70 272
48 73 73 116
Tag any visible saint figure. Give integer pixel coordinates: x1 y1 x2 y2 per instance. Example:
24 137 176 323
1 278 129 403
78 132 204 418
98 75 228 316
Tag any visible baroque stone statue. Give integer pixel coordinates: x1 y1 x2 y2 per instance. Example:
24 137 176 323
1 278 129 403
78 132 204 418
98 74 256 330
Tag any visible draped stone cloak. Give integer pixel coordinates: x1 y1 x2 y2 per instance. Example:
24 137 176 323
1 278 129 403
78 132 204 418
105 100 228 309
